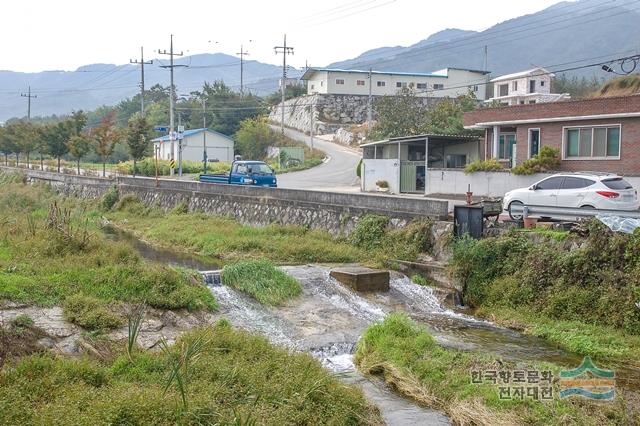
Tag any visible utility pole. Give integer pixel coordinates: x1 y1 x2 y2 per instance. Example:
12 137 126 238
202 99 207 174
130 47 153 116
159 34 185 176
236 45 250 95
310 97 315 151
275 34 294 135
483 45 488 72
20 86 37 121
367 68 373 132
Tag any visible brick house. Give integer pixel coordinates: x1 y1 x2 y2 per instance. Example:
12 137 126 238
463 94 640 174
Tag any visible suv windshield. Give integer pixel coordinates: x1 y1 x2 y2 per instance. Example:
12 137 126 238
602 178 633 190
246 164 274 175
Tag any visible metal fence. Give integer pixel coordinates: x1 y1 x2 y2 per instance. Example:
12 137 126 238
510 204 640 219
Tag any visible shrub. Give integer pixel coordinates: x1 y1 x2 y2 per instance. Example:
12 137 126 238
356 159 362 178
463 158 504 174
170 200 189 215
375 180 389 188
101 186 119 211
512 146 560 175
10 314 34 329
114 194 146 215
222 259 302 305
411 274 427 286
115 158 230 177
63 294 123 331
349 215 389 250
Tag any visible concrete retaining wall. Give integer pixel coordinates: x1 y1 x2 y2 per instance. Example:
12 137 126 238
4 167 449 235
426 168 640 197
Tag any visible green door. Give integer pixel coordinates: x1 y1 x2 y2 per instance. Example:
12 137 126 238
400 161 418 193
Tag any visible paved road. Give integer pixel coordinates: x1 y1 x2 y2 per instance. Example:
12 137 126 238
272 126 361 192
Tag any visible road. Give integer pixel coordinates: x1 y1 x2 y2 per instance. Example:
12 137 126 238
272 126 361 192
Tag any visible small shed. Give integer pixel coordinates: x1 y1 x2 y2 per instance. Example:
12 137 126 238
361 134 482 194
152 128 234 163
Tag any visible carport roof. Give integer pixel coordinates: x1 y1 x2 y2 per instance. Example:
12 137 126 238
360 133 480 147
151 127 233 142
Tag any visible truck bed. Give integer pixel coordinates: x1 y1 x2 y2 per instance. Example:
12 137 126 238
199 174 229 184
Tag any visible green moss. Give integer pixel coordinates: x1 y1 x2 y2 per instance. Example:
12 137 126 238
63 294 123 331
222 259 302 305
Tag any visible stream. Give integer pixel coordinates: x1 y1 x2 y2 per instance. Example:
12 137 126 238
103 226 639 425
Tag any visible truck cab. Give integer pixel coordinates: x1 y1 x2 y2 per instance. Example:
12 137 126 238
230 161 277 187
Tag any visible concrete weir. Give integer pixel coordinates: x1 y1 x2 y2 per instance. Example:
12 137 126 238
330 267 390 292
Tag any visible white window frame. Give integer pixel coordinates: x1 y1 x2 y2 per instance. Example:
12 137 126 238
416 83 427 90
527 128 541 159
356 80 365 86
335 78 345 85
561 124 621 161
512 81 518 91
433 83 444 90
377 81 386 87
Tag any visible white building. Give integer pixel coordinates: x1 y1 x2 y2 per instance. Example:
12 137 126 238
152 128 234 163
301 67 490 100
487 67 570 106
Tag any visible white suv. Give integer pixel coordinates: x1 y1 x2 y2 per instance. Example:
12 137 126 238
504 172 639 220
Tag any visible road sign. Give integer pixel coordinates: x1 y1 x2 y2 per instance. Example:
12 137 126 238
154 126 168 133
169 159 176 169
177 125 185 133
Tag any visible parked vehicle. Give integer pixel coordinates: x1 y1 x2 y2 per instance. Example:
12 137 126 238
200 160 277 188
504 172 639 220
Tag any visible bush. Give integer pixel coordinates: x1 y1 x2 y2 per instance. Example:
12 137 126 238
115 158 230 177
222 259 302 305
411 274 427 286
101 186 119 211
512 146 560 175
349 215 389 250
10 314 34 329
375 180 389 188
63 294 123 331
463 158 504 174
356 159 362 178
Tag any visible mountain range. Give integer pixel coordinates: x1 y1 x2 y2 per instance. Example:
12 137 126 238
1 0 638 121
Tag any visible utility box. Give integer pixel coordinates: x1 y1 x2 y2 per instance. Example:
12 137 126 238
454 205 484 239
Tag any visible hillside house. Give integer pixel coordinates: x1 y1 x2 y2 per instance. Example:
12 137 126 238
152 128 234 163
464 94 640 174
487 67 570 106
301 67 491 100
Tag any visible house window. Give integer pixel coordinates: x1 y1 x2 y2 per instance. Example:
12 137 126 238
498 134 516 159
310 84 315 90
356 80 365 86
335 79 345 85
529 100 536 104
377 81 386 87
446 154 467 168
320 81 324 87
519 101 525 105
416 83 427 89
396 82 407 88
472 85 479 92
498 84 508 96
529 80 536 93
512 81 518 91
540 80 545 87
528 129 540 158
433 83 444 90
564 126 620 159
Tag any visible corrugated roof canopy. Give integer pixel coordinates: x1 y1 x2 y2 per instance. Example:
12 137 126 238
360 133 480 147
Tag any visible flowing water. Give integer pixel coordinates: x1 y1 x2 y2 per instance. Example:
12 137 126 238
105 227 639 424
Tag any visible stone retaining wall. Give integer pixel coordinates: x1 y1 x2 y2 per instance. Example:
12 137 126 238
4 167 449 236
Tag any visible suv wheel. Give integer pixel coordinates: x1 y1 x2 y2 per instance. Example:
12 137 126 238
508 200 524 221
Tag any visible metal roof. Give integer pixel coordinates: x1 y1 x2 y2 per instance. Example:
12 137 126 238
151 128 233 142
360 133 480 147
490 67 554 83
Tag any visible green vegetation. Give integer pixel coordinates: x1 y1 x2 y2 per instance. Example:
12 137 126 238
356 314 635 425
598 73 640 97
0 175 216 314
411 274 428 286
115 158 230 177
222 259 302 305
464 158 504 174
449 222 640 360
512 146 561 175
63 294 123 331
553 73 604 99
0 324 380 425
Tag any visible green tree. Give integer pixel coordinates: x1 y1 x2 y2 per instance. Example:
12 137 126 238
265 85 307 105
125 113 153 176
46 122 72 172
92 112 120 177
425 92 478 135
0 126 16 166
234 116 277 160
14 121 39 168
369 88 431 140
67 134 92 174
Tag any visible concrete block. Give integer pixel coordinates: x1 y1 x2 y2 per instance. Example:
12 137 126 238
330 267 389 292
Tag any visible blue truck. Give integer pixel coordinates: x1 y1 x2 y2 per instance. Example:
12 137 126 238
199 160 277 188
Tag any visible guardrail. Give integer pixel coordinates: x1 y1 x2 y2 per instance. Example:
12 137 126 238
510 204 640 219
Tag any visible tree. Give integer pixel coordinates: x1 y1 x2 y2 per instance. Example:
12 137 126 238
92 112 120 177
13 121 39 168
67 134 91 174
125 113 153 176
46 122 72 172
265 85 307 105
425 92 478 135
0 126 15 166
369 88 431 140
234 116 277 160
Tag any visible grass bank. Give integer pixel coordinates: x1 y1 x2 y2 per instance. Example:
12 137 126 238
0 173 216 330
0 322 381 425
449 223 640 362
356 314 637 425
222 259 302 305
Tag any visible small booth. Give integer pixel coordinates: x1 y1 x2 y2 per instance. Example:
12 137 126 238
361 134 482 194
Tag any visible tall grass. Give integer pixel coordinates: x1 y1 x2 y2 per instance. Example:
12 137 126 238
222 259 302 305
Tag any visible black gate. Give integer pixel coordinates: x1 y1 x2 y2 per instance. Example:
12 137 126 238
454 205 484 239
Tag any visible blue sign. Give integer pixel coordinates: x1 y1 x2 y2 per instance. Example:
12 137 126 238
154 126 169 133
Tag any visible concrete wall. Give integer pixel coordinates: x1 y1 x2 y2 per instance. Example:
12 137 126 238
425 168 640 197
155 131 234 163
362 159 400 193
5 166 449 235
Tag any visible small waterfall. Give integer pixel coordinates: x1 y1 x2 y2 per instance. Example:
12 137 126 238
320 271 386 322
200 270 222 286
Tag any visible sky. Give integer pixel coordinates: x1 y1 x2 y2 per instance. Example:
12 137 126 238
2 0 567 73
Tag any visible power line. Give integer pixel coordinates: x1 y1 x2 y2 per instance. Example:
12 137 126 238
130 46 153 116
237 45 250 95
